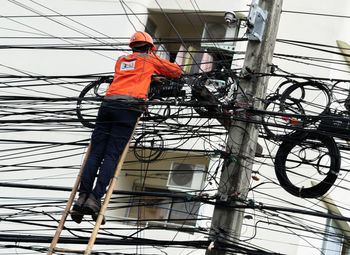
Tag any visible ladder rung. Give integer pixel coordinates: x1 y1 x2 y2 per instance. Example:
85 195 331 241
53 247 85 253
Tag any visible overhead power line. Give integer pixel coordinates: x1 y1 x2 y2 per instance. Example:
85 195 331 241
282 9 350 19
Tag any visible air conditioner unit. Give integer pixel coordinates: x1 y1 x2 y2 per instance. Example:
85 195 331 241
201 22 238 52
167 162 206 190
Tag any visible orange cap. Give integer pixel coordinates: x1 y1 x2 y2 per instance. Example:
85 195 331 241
129 31 156 52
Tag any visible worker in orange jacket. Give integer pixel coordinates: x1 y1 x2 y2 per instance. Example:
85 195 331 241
72 31 182 223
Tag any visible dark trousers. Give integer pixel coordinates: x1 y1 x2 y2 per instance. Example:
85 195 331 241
79 101 139 199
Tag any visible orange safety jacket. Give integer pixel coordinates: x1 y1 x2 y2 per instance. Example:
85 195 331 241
105 52 182 100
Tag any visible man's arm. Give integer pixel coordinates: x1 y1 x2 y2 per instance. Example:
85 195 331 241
151 55 182 78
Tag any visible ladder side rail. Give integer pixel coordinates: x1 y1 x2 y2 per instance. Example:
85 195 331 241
47 144 91 255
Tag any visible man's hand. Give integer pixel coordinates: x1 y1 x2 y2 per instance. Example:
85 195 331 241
152 76 166 84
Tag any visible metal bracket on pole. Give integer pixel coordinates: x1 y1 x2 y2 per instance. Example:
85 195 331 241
247 0 268 42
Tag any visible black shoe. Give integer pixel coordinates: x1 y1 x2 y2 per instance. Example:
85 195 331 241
72 193 88 212
92 213 106 225
82 193 101 214
71 211 84 224
71 193 88 224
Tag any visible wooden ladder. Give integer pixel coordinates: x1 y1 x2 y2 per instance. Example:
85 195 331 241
47 120 139 255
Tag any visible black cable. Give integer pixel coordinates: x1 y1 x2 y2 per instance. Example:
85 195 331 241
282 9 350 19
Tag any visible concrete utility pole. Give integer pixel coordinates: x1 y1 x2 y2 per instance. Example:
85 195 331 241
206 0 283 254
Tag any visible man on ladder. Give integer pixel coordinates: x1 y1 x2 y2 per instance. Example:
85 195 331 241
72 31 182 223
48 31 182 254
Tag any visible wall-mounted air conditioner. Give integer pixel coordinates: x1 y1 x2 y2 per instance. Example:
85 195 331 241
167 162 206 190
201 22 239 52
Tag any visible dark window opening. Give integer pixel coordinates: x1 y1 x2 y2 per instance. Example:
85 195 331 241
128 186 200 228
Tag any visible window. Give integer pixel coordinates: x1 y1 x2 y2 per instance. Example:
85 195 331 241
322 216 350 255
145 11 238 71
127 186 200 228
145 18 157 37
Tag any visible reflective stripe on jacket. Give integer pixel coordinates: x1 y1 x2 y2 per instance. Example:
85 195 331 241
105 52 182 100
